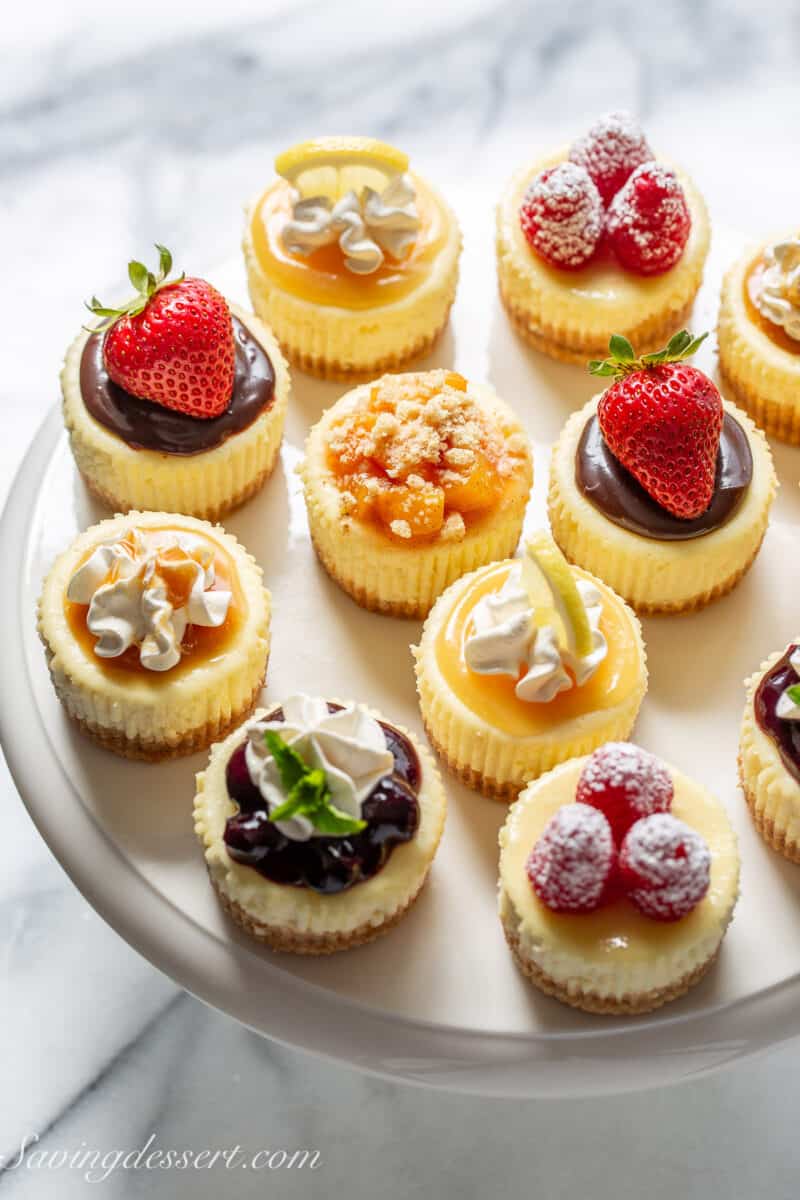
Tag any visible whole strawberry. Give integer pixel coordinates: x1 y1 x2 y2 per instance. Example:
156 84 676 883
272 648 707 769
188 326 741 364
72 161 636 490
519 162 603 270
589 331 722 520
86 245 235 419
606 163 691 275
568 111 653 205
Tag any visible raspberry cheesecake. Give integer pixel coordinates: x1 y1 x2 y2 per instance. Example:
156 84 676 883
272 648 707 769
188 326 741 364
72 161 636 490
194 694 446 953
718 234 800 443
740 642 800 861
496 112 710 363
243 137 461 380
64 246 290 520
413 532 647 799
549 332 777 613
298 369 533 618
499 744 740 1014
38 511 270 759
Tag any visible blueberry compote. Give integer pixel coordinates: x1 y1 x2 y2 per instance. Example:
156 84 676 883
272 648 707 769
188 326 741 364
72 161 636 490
223 705 420 894
755 645 800 785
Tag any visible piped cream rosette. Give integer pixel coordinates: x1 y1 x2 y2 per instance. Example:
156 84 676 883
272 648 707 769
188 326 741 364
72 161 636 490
548 395 777 614
739 643 800 862
38 511 270 760
298 370 533 618
194 696 447 953
243 137 462 380
495 147 710 364
718 236 800 444
413 533 647 800
61 304 290 521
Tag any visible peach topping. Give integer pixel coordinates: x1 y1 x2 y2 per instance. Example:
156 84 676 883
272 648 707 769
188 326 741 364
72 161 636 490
327 371 527 541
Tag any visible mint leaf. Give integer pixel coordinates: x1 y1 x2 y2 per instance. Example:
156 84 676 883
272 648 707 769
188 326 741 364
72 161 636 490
311 804 367 836
269 768 329 823
787 684 800 706
264 729 307 794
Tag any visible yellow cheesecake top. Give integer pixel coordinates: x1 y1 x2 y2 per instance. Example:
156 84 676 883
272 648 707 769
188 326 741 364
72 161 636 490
499 758 739 967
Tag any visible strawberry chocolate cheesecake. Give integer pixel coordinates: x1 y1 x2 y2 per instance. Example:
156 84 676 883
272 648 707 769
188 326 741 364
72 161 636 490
499 743 740 1014
496 112 710 363
62 246 290 520
548 331 776 613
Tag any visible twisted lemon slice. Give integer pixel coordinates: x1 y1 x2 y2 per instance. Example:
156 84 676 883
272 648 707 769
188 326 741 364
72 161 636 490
521 531 593 659
275 136 409 201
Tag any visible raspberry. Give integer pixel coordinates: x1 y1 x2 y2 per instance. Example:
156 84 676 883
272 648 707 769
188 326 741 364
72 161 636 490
606 163 691 275
576 743 673 842
519 162 603 270
526 803 616 914
569 111 653 205
619 814 710 921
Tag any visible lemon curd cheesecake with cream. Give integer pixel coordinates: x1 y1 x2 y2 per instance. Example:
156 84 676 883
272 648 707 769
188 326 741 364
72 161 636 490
718 234 800 443
414 532 647 800
243 137 462 380
499 743 740 1014
63 246 290 520
194 694 446 953
496 112 710 364
298 369 533 618
740 641 800 862
549 332 776 614
38 512 270 760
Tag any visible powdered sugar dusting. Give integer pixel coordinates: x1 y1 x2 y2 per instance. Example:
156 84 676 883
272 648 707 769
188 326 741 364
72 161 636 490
576 742 673 840
620 813 711 921
606 162 691 275
526 802 615 913
519 162 603 269
569 110 653 204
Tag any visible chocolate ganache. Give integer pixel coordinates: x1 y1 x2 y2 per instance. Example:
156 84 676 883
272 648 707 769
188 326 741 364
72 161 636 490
576 412 753 540
224 705 421 894
79 316 275 455
754 646 800 785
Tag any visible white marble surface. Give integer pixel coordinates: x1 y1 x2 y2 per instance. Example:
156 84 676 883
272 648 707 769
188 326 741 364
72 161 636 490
3 1 800 1194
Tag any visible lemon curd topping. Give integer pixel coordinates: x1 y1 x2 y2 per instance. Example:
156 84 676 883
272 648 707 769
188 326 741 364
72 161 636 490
250 174 447 310
326 371 528 544
65 527 245 677
435 562 642 736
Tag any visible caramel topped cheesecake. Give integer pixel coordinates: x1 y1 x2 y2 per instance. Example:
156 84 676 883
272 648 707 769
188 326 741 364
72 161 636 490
414 532 647 799
299 369 533 617
244 137 461 379
38 512 270 759
719 234 800 443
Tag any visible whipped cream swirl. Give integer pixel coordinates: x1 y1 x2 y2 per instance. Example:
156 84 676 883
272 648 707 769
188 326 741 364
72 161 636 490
244 695 394 842
753 238 800 341
776 647 800 721
67 530 231 672
464 564 607 703
281 174 420 274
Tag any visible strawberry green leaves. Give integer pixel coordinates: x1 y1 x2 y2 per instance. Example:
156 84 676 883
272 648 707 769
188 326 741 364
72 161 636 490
84 243 184 333
264 730 367 836
588 330 708 379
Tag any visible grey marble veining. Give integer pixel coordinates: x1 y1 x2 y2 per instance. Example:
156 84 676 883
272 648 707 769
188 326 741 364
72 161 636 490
3 1 800 1196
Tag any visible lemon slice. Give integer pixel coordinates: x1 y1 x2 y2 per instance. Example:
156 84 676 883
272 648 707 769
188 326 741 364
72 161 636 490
275 136 409 201
521 532 593 658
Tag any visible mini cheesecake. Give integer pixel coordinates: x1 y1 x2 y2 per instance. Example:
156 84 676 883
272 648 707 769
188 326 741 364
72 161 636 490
719 235 800 444
38 511 270 760
549 347 777 615
414 534 647 800
496 113 710 364
499 754 740 1015
194 695 446 953
243 137 461 380
64 248 290 521
298 369 533 618
740 642 800 862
